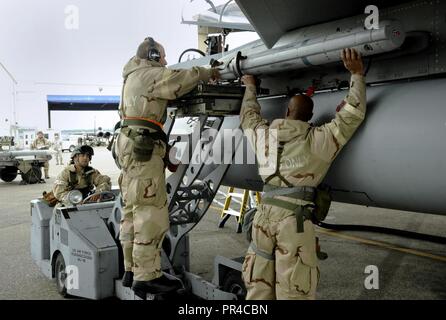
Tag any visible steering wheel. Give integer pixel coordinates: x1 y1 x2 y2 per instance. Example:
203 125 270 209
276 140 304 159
82 191 116 204
178 48 206 63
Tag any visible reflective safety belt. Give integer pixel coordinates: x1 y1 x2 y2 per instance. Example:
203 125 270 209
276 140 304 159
122 117 164 130
261 197 313 233
120 118 167 145
264 142 294 187
249 241 275 261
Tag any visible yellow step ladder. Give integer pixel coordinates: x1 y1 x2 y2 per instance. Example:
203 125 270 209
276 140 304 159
218 187 261 233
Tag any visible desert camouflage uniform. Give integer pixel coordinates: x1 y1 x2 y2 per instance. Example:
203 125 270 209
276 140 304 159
240 74 366 300
31 137 51 177
115 56 214 281
53 164 111 206
53 138 64 165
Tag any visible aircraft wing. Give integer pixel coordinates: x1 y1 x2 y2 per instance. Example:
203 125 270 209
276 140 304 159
181 1 254 31
235 0 411 48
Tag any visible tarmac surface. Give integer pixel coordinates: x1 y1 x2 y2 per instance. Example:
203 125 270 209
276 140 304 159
0 147 445 300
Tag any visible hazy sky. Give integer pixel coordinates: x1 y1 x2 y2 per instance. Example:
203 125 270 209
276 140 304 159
0 0 257 135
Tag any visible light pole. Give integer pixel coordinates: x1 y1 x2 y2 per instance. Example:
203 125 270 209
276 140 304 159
0 62 18 137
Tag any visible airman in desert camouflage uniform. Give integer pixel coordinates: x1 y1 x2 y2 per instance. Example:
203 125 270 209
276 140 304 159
31 131 51 179
114 37 220 296
240 48 366 300
53 145 111 206
52 133 64 165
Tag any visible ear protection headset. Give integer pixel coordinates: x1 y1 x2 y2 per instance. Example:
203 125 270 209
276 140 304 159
145 37 161 62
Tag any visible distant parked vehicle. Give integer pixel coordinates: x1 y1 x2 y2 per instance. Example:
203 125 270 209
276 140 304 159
61 135 83 152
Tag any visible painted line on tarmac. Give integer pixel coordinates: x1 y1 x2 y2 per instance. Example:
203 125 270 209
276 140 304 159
209 205 223 211
316 228 446 263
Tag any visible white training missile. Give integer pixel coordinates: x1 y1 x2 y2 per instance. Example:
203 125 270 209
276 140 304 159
217 19 405 80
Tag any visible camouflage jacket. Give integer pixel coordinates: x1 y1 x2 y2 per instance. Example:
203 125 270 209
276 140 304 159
116 56 215 168
119 56 214 122
240 74 366 188
31 137 50 150
53 164 111 205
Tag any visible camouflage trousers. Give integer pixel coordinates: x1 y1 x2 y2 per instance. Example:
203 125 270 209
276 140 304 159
55 150 63 165
43 161 49 177
117 153 169 282
242 201 320 300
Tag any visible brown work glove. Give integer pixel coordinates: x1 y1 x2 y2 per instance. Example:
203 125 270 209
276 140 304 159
42 191 58 207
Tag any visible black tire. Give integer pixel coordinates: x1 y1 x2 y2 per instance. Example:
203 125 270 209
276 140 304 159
69 145 75 152
0 166 18 182
222 271 246 300
55 253 68 297
21 166 42 184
